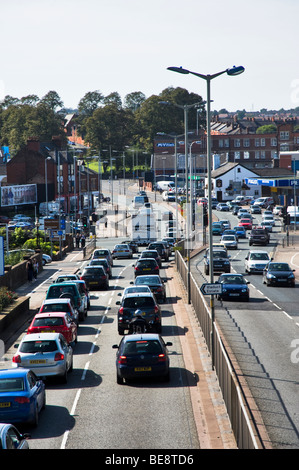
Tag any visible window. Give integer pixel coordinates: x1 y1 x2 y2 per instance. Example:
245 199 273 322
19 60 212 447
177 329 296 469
234 151 240 160
234 139 241 147
280 131 289 140
243 138 250 147
255 151 260 159
244 151 250 159
271 138 277 146
255 138 260 147
261 138 266 147
261 151 266 159
224 139 229 148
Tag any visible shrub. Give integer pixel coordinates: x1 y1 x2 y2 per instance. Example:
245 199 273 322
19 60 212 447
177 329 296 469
0 287 17 312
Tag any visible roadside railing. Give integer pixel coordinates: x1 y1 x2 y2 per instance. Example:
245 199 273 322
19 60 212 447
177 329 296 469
175 249 264 449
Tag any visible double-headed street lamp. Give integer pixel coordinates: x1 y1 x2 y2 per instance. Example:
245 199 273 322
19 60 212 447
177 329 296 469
167 65 245 366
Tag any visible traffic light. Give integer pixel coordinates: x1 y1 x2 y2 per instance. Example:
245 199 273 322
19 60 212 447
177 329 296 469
203 206 208 227
82 216 87 228
283 213 290 226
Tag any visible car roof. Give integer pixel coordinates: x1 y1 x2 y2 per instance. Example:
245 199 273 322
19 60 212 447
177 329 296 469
122 333 161 342
123 292 155 298
0 368 31 378
21 332 61 341
33 312 67 318
42 298 71 304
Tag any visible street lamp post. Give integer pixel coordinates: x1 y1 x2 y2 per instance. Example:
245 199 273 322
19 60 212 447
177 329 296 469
159 100 203 303
167 64 245 366
45 156 51 218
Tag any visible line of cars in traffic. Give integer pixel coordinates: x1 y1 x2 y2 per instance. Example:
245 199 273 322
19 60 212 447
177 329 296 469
0 236 176 438
0 247 118 437
113 237 175 385
206 199 296 301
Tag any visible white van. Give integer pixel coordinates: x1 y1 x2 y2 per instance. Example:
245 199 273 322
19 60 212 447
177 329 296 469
156 181 175 192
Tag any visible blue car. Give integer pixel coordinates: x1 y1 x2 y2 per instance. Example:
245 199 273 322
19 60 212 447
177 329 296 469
0 423 30 449
216 273 250 302
212 222 223 235
112 334 172 384
0 369 45 427
233 226 246 239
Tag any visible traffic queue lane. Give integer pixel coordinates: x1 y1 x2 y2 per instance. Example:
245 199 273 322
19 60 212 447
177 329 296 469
192 207 299 449
0 235 236 450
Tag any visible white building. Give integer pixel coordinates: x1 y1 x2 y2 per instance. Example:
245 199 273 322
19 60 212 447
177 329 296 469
206 162 262 202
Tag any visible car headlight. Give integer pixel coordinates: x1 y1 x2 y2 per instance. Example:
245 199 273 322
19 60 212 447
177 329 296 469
224 261 230 264
267 274 276 279
288 274 295 279
241 288 247 292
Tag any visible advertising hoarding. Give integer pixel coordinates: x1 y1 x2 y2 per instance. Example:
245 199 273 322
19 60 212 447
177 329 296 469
1 184 37 206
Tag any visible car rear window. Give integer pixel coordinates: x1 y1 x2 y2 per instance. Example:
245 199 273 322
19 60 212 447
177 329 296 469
41 303 69 313
138 260 157 267
123 297 155 308
33 317 64 327
0 378 25 392
48 285 77 298
20 340 58 353
123 340 163 355
83 267 104 275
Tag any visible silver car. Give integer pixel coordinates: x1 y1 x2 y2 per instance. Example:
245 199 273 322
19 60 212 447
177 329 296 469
112 244 133 259
12 333 73 383
220 234 238 250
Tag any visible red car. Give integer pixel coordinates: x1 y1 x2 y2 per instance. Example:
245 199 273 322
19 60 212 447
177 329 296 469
27 312 77 345
239 218 252 230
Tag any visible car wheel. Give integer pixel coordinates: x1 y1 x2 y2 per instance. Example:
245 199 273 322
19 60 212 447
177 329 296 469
30 405 39 428
61 368 68 384
117 373 124 384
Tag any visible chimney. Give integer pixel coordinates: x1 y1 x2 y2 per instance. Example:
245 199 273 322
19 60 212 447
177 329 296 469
27 137 40 152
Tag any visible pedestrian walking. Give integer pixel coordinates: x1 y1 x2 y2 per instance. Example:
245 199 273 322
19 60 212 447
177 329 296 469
33 260 38 280
76 232 80 248
27 259 34 283
81 234 86 249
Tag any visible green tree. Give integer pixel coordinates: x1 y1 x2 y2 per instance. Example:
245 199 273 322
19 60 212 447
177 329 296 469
256 124 277 134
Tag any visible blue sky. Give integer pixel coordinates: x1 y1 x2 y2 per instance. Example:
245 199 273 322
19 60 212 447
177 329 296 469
1 0 298 112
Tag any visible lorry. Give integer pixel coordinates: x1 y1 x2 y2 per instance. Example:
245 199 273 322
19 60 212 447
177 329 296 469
131 212 157 245
156 180 175 192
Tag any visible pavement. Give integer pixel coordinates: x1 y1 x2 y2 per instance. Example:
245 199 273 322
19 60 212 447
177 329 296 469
272 232 299 278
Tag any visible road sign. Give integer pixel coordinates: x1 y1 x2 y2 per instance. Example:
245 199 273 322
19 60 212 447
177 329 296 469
44 219 59 230
200 283 222 295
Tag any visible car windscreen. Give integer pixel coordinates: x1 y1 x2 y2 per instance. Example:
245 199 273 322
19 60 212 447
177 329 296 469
19 340 58 353
138 260 157 267
123 297 155 308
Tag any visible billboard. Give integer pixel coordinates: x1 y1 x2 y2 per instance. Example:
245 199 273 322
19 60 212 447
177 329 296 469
1 184 37 207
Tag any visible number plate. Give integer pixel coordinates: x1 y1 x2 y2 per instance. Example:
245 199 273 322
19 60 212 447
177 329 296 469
30 360 46 364
134 367 152 372
0 402 10 408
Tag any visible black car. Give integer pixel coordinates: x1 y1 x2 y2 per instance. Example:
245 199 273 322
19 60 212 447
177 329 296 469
139 249 162 267
216 273 250 301
203 249 231 275
148 242 169 261
263 262 295 287
134 258 160 277
116 292 162 334
88 258 112 278
80 266 109 290
249 227 270 246
121 240 139 253
133 274 167 303
112 333 172 384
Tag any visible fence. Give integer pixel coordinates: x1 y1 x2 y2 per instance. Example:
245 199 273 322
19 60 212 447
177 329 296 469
175 250 265 449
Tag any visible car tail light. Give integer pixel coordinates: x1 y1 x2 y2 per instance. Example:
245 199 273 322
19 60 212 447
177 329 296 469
119 307 123 315
158 354 166 362
154 265 159 270
154 306 159 313
12 355 21 363
118 355 127 364
101 275 107 279
156 287 163 292
14 396 30 404
54 352 64 361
